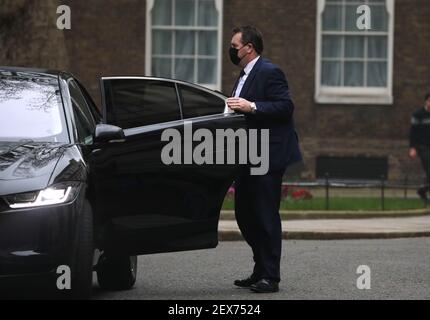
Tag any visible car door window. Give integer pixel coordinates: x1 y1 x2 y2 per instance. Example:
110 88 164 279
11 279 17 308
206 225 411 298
69 80 96 144
76 80 102 124
104 79 181 129
180 85 226 119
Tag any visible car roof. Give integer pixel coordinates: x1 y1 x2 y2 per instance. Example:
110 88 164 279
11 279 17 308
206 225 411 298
0 66 71 79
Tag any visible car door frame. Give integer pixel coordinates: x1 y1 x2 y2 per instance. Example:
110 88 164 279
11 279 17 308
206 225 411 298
93 76 246 256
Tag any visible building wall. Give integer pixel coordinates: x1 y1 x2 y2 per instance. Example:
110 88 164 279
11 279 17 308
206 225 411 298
62 0 148 99
223 0 430 181
1 0 429 181
0 0 69 70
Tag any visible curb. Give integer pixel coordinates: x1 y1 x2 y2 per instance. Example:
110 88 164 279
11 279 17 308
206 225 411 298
220 209 430 221
218 230 430 241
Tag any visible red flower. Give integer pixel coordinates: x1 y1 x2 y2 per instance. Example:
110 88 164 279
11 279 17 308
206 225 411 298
281 185 289 198
291 189 313 200
227 186 235 197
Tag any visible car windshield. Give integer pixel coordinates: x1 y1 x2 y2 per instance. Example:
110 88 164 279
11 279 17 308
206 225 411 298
0 73 69 143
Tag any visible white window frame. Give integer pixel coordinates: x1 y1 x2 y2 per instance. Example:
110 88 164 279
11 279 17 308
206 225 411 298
315 0 395 105
145 0 223 91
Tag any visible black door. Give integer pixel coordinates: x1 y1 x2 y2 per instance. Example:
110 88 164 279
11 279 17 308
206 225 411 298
91 78 246 256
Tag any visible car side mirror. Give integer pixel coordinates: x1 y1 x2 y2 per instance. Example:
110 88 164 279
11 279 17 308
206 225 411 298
94 124 125 144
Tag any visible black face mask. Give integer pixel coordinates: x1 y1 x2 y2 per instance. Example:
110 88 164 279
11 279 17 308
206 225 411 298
229 45 248 66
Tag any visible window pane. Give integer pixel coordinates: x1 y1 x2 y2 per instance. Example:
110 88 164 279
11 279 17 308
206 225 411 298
344 62 364 87
323 5 342 31
175 58 195 82
322 61 341 86
175 31 195 55
106 80 180 129
153 0 172 25
345 4 359 31
153 31 172 55
367 62 387 87
322 35 342 58
198 31 217 56
69 80 96 142
181 84 225 119
175 0 196 26
198 0 218 26
198 59 217 84
152 58 172 78
370 5 388 31
368 36 387 58
0 76 66 142
345 36 364 58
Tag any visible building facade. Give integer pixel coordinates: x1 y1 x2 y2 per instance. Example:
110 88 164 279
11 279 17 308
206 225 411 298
1 0 430 181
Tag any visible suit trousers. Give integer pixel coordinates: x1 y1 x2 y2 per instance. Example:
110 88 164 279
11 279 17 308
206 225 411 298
234 168 284 283
417 145 430 191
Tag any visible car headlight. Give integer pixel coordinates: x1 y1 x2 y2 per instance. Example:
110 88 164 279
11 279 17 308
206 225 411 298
4 182 81 209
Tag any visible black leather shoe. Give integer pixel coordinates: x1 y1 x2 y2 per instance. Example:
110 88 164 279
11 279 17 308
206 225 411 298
250 279 279 293
234 275 260 288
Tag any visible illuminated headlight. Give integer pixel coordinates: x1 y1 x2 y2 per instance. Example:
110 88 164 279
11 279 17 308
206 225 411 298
4 182 81 209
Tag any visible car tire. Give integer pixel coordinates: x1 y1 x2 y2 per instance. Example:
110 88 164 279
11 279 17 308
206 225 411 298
96 255 137 291
64 199 94 300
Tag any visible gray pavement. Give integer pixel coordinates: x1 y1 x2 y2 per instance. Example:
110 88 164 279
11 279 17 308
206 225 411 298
219 215 430 240
92 238 430 300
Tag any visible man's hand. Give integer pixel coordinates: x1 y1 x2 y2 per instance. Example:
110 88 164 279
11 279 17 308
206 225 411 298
226 97 253 114
409 148 418 159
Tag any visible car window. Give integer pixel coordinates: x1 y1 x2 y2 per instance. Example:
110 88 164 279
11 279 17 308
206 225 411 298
76 80 102 124
0 73 68 143
180 85 226 119
104 79 181 129
69 80 96 144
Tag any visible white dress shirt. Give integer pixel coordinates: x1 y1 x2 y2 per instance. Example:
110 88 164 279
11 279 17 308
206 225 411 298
234 56 261 98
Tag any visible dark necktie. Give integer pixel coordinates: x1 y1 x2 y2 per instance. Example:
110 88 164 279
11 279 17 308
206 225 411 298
231 69 246 96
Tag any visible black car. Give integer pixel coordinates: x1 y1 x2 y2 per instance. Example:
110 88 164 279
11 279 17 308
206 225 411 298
0 67 246 298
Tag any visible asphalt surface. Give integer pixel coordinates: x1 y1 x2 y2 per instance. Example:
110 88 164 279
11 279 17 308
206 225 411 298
91 238 430 300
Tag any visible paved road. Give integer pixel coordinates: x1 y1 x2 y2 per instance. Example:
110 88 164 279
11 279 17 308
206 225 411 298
92 238 430 300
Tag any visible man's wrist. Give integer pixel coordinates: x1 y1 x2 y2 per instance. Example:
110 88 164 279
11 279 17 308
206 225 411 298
250 102 257 114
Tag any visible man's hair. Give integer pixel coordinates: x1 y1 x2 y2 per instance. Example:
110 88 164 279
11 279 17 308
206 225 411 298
425 93 430 101
233 26 264 55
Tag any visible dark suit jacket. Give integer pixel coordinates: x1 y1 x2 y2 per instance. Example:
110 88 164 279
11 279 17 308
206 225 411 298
237 57 302 174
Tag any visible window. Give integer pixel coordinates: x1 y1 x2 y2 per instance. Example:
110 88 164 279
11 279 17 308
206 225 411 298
75 79 102 124
104 79 181 129
315 0 395 104
69 80 96 144
0 73 68 143
146 0 223 90
180 84 225 118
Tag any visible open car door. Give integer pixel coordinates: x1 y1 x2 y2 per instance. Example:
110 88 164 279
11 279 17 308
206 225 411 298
90 77 246 256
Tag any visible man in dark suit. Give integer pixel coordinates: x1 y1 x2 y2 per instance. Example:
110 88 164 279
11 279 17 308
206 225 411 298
226 26 302 293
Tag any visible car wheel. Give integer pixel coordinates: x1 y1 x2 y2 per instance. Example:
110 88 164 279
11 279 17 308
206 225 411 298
96 255 137 291
63 199 94 300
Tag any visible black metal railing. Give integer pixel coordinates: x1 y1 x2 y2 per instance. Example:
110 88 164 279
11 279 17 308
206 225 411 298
283 174 427 211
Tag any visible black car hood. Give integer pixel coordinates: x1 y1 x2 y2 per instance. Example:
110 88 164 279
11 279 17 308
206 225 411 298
0 141 68 195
